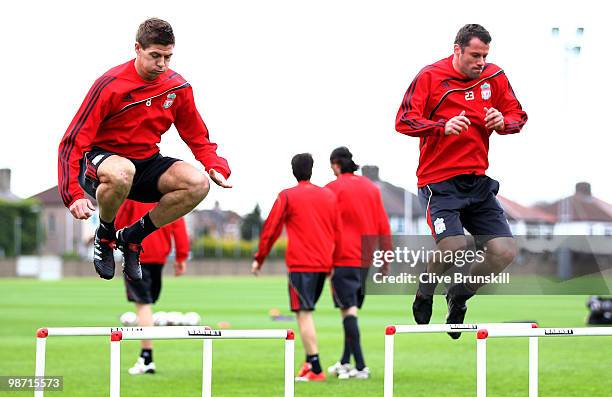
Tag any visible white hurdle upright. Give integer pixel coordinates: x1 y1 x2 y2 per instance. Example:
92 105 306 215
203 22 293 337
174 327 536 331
35 326 295 397
476 326 612 397
35 327 120 397
383 323 536 397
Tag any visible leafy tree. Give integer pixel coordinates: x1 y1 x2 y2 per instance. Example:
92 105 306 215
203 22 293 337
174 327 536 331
0 199 41 257
240 204 263 241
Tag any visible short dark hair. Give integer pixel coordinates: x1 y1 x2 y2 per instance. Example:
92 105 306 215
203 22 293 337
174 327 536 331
454 24 491 50
330 146 359 173
291 153 314 182
136 18 175 49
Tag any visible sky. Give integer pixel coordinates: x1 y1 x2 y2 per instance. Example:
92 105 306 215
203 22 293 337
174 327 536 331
1 0 610 216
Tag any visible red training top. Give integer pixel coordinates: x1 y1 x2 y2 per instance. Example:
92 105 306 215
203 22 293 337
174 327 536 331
326 173 392 267
254 181 341 273
114 200 189 265
58 59 230 208
395 55 528 187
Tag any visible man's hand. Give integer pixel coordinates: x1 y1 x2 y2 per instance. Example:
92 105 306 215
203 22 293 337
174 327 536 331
251 260 262 276
69 198 96 220
380 263 390 276
174 261 186 276
209 169 233 188
444 110 470 135
484 107 505 131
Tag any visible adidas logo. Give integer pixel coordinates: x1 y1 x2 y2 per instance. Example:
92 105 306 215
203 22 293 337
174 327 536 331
122 93 134 102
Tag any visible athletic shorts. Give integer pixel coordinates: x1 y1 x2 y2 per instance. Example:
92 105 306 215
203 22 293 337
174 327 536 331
418 174 512 245
79 147 180 203
287 272 327 312
125 263 163 304
331 266 369 309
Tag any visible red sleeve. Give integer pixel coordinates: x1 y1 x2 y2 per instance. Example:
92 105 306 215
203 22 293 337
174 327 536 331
170 217 190 262
395 69 446 137
174 86 231 178
58 76 115 208
495 72 528 135
254 193 288 266
331 196 343 262
376 192 393 252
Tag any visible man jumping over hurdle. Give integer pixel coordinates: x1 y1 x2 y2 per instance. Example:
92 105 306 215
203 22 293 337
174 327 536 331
58 18 231 281
395 24 527 338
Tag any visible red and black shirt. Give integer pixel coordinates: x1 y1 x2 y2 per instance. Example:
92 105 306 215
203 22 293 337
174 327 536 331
58 60 230 208
254 181 341 273
326 173 391 267
395 56 527 187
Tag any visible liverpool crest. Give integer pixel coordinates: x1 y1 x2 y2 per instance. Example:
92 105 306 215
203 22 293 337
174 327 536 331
480 82 491 100
163 93 176 109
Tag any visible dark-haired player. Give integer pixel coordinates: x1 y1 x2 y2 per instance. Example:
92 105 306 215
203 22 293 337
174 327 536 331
58 18 231 281
325 147 391 379
252 153 341 382
395 24 527 338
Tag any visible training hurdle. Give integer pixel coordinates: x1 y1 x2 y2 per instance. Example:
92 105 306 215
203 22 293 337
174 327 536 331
383 323 536 397
476 326 612 397
35 326 295 397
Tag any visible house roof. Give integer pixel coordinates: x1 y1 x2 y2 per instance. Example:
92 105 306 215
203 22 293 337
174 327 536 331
497 195 556 223
192 207 242 224
361 165 421 219
536 182 612 222
29 186 64 205
29 185 97 206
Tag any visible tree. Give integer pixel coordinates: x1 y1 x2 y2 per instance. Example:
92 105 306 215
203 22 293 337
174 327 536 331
0 199 41 257
241 204 263 241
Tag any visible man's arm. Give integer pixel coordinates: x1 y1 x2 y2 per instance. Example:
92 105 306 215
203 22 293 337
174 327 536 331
376 191 392 246
331 198 343 265
395 69 447 137
58 76 114 217
492 72 528 135
170 217 190 276
252 193 287 274
376 191 393 274
174 86 231 182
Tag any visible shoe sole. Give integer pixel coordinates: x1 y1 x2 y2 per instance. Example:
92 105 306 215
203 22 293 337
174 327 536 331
94 267 115 280
446 295 468 339
123 266 143 281
93 260 115 280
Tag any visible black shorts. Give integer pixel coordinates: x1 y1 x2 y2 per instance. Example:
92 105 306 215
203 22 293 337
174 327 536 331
331 266 369 309
79 147 180 202
418 174 513 245
287 272 327 312
125 264 163 304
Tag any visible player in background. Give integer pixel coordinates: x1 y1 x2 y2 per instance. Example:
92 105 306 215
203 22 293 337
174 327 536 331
58 18 231 282
395 24 527 338
115 199 189 374
251 153 342 382
325 147 391 379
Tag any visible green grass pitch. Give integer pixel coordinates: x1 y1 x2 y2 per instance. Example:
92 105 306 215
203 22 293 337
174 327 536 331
0 276 610 396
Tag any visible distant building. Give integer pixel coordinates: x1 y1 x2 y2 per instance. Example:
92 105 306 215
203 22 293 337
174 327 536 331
361 165 426 234
29 186 92 256
536 182 612 236
497 195 556 238
189 201 242 239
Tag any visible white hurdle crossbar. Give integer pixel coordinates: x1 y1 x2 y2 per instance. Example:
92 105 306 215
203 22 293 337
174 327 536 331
476 326 612 397
35 327 295 397
384 323 536 397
